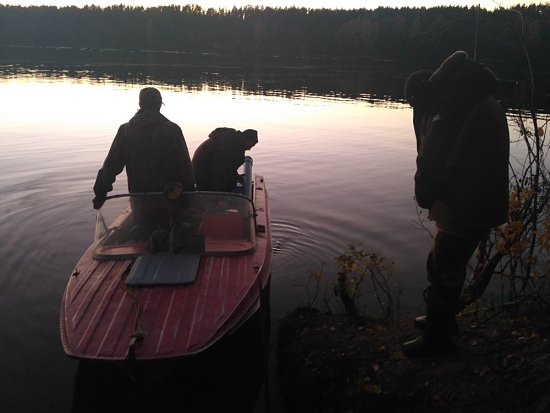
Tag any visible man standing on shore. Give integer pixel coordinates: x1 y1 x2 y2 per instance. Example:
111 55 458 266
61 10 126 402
403 51 510 357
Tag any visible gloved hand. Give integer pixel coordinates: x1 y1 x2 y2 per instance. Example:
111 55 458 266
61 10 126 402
163 181 183 200
92 195 106 210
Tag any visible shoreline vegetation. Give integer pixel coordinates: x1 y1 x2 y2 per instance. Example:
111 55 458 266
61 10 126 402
274 236 550 411
1 4 549 75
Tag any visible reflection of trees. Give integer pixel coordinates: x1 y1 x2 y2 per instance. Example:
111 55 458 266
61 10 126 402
1 52 547 111
2 52 546 111
0 51 407 106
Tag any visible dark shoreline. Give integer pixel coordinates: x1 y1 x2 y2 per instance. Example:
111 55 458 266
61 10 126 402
276 306 550 413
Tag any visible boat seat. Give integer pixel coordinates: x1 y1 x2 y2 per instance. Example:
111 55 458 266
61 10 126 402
199 211 244 240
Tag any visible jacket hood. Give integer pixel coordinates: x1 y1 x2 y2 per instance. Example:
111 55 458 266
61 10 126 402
429 50 497 97
207 127 258 150
208 127 237 141
208 127 246 148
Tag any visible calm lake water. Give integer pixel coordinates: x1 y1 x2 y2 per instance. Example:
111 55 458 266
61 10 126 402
0 63 526 412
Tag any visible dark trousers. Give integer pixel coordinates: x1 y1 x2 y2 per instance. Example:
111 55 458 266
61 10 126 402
424 228 489 335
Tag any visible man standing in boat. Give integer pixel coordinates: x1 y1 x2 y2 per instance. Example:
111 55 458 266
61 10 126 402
92 87 195 209
403 51 510 357
192 127 258 192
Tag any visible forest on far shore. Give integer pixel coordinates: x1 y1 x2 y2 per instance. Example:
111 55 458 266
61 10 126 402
1 4 550 74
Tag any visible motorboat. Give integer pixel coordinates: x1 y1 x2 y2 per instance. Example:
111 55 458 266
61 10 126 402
60 157 272 362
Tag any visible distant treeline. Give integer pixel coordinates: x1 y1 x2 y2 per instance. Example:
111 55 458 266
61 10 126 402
1 4 549 73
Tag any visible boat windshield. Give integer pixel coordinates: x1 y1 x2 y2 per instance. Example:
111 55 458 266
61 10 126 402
93 192 256 259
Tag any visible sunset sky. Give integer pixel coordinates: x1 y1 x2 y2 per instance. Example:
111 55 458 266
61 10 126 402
1 0 541 10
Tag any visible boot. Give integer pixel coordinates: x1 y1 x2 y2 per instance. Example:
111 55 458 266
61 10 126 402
402 283 460 358
402 332 455 358
414 315 458 334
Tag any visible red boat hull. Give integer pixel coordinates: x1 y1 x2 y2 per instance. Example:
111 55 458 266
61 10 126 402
60 175 271 361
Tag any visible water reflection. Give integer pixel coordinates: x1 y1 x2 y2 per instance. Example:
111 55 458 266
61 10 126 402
0 45 418 105
3 45 546 111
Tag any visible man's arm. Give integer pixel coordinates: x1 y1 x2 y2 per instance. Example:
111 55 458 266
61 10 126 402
92 125 126 208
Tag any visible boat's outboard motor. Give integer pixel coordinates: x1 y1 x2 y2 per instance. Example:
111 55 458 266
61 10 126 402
243 156 253 198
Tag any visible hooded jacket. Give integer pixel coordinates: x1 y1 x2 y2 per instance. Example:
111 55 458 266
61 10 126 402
414 51 510 232
93 109 195 198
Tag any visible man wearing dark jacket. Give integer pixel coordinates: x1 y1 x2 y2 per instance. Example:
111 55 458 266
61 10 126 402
192 127 258 192
92 87 195 209
403 51 510 357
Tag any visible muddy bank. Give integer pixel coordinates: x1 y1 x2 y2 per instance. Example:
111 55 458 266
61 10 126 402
276 307 550 413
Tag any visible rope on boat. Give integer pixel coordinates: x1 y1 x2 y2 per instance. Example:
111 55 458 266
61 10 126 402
120 269 144 360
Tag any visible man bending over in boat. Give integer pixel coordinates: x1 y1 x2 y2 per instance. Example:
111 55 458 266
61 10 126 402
192 127 258 192
92 87 195 209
